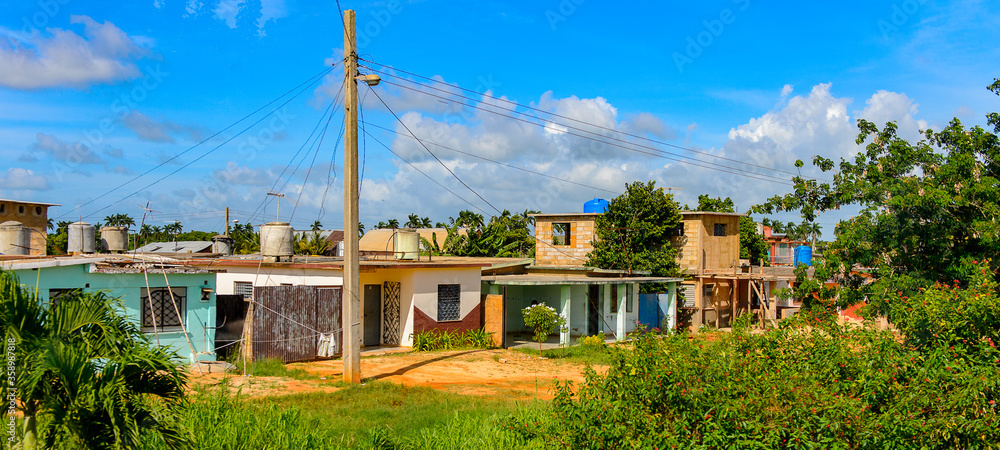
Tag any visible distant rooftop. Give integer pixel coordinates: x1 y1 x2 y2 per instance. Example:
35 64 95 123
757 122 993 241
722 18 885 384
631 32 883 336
134 241 213 253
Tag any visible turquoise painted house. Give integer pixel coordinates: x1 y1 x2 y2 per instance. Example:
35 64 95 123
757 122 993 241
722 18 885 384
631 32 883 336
2 256 216 362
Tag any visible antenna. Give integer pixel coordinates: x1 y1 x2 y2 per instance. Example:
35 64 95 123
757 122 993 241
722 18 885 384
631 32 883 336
266 191 299 222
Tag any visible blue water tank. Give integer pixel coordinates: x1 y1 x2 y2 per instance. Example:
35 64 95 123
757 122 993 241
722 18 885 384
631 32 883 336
584 198 609 213
794 245 813 266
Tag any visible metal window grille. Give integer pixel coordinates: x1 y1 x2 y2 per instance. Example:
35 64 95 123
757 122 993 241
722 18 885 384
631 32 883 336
142 288 185 330
714 223 727 236
437 284 461 321
234 281 253 299
680 285 696 308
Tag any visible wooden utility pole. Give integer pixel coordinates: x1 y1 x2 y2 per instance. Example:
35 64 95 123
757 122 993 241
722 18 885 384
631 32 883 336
342 9 362 384
224 207 230 236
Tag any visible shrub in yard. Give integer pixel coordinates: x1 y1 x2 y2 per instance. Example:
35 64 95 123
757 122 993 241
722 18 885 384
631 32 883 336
521 304 567 353
411 328 495 351
504 322 1000 448
576 333 606 349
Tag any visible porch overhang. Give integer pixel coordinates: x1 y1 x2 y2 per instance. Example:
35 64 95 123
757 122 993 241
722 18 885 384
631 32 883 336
482 274 684 285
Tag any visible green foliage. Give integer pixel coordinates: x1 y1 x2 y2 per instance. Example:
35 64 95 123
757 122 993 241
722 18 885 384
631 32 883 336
445 210 538 258
410 328 495 351
863 259 1000 358
587 181 682 278
230 222 260 255
575 333 606 350
0 269 188 449
503 325 1000 448
295 231 332 256
404 214 432 228
521 304 567 352
102 213 135 228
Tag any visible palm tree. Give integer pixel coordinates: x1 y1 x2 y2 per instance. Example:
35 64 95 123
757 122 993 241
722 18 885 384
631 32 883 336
310 220 323 232
0 270 188 449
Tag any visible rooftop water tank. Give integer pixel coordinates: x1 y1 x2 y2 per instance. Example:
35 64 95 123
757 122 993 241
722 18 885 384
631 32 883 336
394 229 419 260
260 222 293 259
212 235 233 256
794 245 812 267
584 198 609 213
67 221 96 254
100 226 129 253
0 221 29 255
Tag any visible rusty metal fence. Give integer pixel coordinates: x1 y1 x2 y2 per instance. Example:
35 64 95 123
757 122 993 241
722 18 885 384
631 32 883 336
244 285 342 363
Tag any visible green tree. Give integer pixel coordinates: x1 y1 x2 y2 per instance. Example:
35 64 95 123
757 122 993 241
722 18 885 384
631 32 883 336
103 213 135 229
231 223 260 254
587 181 682 278
0 270 187 449
404 214 432 228
446 210 538 258
521 303 567 354
310 220 323 232
296 231 331 255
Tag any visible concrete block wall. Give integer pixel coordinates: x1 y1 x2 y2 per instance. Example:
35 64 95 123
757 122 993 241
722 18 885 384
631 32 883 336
534 215 599 267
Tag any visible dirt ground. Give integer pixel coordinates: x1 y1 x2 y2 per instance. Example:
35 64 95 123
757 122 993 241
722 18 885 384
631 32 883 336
189 349 604 400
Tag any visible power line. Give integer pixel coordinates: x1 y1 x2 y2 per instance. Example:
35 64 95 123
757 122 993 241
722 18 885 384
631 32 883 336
360 60 813 181
58 66 336 221
290 97 339 221
362 130 490 215
361 121 620 195
82 68 331 221
369 87 504 214
371 77 793 186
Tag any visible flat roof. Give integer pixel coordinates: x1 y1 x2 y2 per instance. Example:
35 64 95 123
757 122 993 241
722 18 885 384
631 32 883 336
529 212 602 218
680 211 746 217
0 199 61 207
483 274 684 286
185 255 507 271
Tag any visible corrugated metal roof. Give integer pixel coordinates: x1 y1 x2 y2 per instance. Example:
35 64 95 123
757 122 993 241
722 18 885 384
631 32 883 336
134 241 213 253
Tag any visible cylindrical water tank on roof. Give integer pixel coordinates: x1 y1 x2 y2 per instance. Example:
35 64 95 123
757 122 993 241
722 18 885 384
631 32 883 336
100 226 129 252
260 222 294 258
794 245 812 267
0 221 29 255
212 235 233 255
394 229 419 260
67 221 96 254
584 198 609 213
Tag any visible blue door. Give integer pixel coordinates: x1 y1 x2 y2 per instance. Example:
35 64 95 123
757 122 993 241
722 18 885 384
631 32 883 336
638 293 659 328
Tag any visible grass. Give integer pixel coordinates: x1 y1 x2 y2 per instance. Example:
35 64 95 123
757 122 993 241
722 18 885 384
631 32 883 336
511 342 613 366
141 381 534 449
228 357 319 380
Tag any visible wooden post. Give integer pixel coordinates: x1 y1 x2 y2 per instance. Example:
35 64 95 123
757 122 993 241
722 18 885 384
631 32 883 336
224 207 230 236
342 9 362 384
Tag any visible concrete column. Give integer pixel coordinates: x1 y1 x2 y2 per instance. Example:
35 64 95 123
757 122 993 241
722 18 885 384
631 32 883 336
616 283 627 341
560 285 571 346
603 284 612 334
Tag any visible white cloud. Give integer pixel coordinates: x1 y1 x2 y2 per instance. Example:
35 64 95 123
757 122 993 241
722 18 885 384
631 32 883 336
213 0 245 28
122 111 207 143
0 168 49 191
185 0 205 16
623 112 677 140
28 133 106 165
0 15 152 89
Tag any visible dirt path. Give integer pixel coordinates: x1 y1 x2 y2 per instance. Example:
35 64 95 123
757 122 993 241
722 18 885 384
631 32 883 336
190 349 604 400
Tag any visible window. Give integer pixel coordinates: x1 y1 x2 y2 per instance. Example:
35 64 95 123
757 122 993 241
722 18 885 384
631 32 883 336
703 284 714 300
668 224 685 237
16 205 25 215
680 285 696 308
0 204 5 214
626 285 634 313
234 281 253 299
34 206 42 216
552 222 571 246
437 284 461 322
141 287 186 331
610 285 618 313
48 288 79 305
714 223 726 236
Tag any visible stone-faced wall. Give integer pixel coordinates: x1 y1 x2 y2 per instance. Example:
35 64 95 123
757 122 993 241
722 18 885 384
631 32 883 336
0 200 52 256
533 213 600 267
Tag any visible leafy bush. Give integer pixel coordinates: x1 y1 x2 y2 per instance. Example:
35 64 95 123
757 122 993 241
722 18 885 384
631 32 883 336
576 333 606 349
411 328 495 352
521 304 567 353
503 323 1000 448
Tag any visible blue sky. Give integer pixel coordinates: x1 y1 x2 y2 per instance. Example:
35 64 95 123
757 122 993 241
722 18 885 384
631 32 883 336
1 0 998 235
